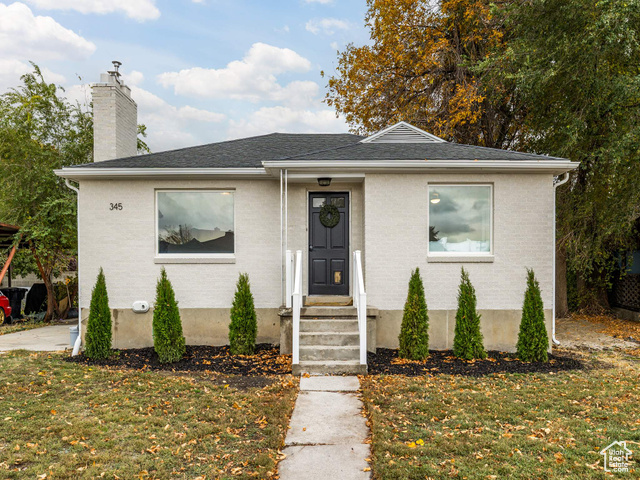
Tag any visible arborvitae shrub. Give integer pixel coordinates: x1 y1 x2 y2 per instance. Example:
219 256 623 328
453 267 487 360
84 268 112 359
229 273 257 355
398 268 429 360
517 269 549 362
153 268 185 363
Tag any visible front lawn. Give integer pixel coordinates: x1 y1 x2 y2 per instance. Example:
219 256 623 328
0 350 297 479
361 349 639 479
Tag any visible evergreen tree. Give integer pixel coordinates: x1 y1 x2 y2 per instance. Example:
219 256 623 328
153 268 185 363
398 268 429 360
229 273 257 355
453 267 486 360
517 269 549 362
84 268 112 359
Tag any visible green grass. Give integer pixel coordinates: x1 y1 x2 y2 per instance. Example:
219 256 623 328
361 350 640 479
0 350 298 479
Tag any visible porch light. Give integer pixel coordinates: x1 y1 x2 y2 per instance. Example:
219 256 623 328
318 177 332 187
430 191 440 204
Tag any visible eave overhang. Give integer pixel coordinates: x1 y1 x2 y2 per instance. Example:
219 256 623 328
54 167 268 181
262 159 580 176
55 159 579 180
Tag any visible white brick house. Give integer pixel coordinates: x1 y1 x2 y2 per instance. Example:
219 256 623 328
56 68 578 374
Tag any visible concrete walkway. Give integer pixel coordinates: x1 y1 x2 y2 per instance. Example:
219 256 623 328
279 376 371 480
0 325 71 352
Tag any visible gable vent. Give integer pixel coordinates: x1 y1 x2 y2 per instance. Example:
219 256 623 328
361 121 445 144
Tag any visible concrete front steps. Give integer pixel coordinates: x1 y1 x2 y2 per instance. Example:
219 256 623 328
291 303 372 375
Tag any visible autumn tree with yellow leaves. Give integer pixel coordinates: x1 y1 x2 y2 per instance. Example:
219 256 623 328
326 0 524 148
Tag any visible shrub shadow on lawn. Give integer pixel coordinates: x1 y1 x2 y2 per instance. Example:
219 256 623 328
368 348 584 376
66 343 291 376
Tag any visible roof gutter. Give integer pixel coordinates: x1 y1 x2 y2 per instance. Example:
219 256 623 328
54 160 579 180
55 167 268 180
263 159 580 175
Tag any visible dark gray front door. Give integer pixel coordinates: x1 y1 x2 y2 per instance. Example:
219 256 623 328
309 192 349 296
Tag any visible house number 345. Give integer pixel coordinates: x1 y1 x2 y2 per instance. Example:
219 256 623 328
109 202 123 211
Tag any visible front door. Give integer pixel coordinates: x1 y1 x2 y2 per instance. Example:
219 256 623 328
309 192 349 296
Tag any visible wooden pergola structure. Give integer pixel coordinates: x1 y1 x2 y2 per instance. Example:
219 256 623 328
0 223 21 287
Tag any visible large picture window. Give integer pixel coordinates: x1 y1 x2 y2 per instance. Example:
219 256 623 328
428 185 492 254
157 191 234 255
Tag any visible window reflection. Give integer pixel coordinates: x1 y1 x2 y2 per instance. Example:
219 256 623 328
429 186 491 254
157 191 234 255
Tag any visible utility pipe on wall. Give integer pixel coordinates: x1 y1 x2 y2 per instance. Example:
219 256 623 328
64 179 82 356
552 172 570 345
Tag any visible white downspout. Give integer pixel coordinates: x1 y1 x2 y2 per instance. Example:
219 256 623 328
64 179 82 356
285 169 288 258
280 169 283 305
552 172 570 345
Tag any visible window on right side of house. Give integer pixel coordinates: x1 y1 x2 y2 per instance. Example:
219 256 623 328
428 185 492 255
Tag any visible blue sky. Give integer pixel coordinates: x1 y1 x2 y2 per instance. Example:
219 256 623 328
0 0 370 151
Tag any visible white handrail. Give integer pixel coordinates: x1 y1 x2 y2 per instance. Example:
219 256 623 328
353 250 367 365
292 250 303 365
285 250 293 308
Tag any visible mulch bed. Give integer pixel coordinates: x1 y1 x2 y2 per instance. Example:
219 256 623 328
66 344 585 378
66 344 291 376
368 348 584 377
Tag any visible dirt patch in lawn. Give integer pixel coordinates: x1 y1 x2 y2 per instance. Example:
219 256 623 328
368 349 583 376
66 343 292 376
556 314 639 351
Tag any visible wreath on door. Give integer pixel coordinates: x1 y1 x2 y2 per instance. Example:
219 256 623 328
319 203 340 228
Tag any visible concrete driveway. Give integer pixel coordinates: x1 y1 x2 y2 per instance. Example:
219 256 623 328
0 325 71 352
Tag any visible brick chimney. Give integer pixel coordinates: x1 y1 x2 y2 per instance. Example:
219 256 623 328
92 61 137 162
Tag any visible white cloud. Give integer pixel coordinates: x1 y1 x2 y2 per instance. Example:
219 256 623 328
227 106 347 139
158 42 314 106
24 0 160 22
130 86 225 151
0 59 68 93
178 105 225 123
0 3 96 61
305 17 350 35
304 0 334 4
122 70 144 86
330 41 339 50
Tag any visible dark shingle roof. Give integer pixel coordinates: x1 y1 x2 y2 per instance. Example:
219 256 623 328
278 142 566 162
70 131 566 169
71 133 364 169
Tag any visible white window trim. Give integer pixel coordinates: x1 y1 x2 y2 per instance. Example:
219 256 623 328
155 189 236 262
427 183 494 259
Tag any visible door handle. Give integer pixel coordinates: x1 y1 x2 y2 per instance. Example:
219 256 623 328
309 246 313 251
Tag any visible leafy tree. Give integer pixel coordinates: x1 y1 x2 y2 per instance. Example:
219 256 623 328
326 0 524 147
0 64 149 320
398 268 429 360
153 268 185 363
453 267 486 359
517 269 548 362
84 268 112 359
485 0 640 311
229 273 257 355
0 65 92 320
